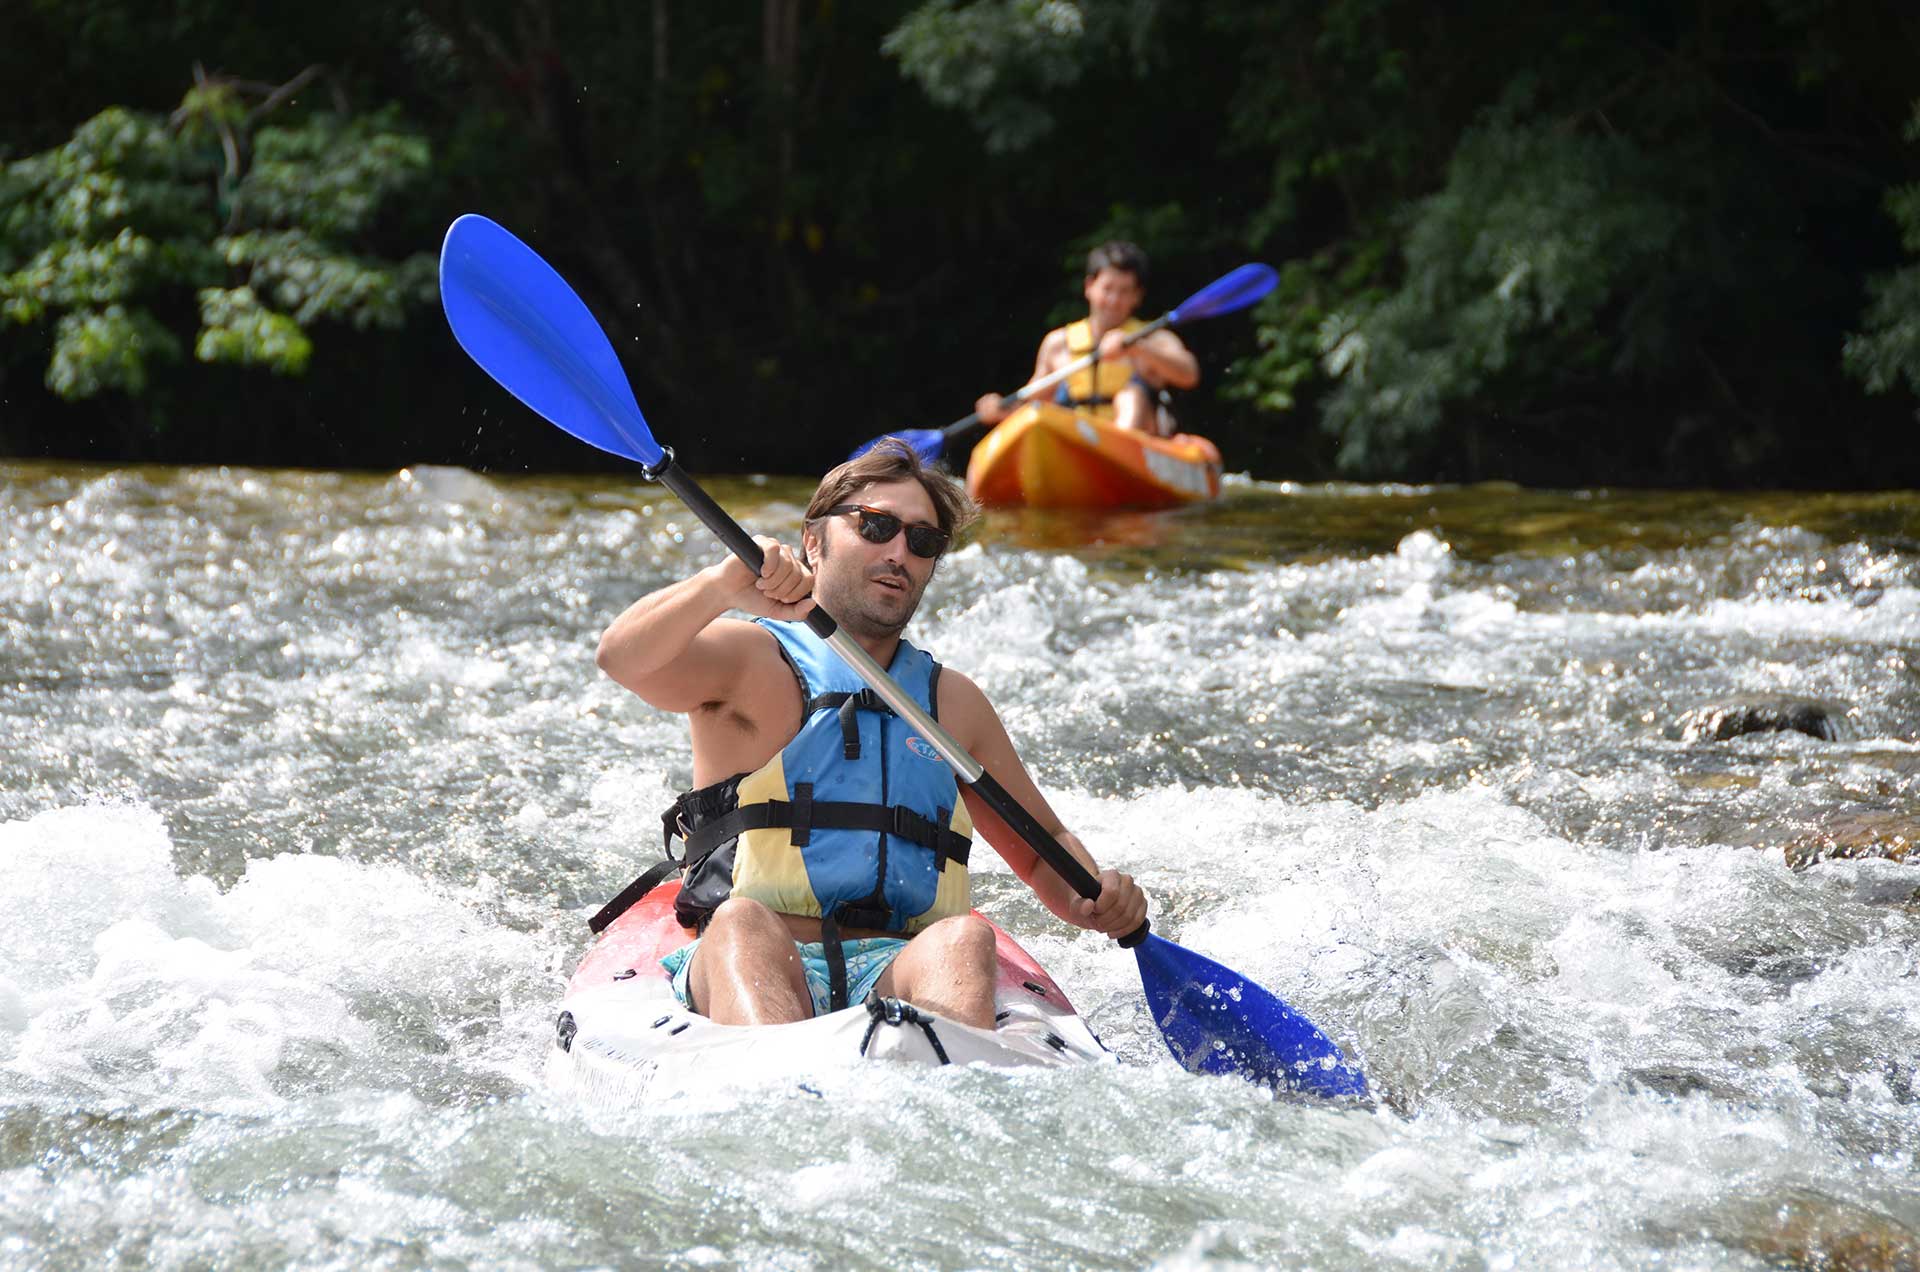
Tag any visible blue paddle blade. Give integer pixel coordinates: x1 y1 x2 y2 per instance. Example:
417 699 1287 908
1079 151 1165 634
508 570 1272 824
1166 263 1280 325
439 214 663 468
849 428 945 464
1135 933 1368 1099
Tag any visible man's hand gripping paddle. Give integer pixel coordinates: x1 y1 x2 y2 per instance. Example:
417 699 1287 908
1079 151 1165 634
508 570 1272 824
438 214 1366 1099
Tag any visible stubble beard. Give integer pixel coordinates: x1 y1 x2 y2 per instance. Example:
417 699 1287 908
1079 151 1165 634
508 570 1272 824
812 538 927 640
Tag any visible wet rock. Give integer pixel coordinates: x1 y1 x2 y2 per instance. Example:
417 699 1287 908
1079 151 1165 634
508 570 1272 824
1671 695 1843 743
1858 751 1920 781
1619 1065 1748 1101
1727 1190 1920 1272
1784 811 1917 872
1671 770 1762 792
1719 947 1822 988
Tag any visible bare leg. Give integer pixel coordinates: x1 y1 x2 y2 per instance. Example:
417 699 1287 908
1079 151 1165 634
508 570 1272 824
686 898 812 1025
872 914 998 1030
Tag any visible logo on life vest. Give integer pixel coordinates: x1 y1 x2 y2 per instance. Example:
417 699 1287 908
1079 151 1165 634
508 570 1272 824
905 735 942 762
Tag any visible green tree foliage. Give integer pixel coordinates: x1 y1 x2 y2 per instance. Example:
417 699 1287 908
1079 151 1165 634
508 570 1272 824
1845 102 1920 400
894 0 1920 484
3 0 1917 484
1206 2 1920 479
884 0 1159 154
0 75 431 405
1316 115 1691 471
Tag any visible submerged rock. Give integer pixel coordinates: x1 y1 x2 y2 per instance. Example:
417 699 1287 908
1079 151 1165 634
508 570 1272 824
1784 811 1917 872
1619 1064 1751 1102
1671 695 1843 743
1727 1190 1920 1272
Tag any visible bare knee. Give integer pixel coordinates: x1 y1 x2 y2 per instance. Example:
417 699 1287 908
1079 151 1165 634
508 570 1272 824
920 914 996 964
702 897 788 947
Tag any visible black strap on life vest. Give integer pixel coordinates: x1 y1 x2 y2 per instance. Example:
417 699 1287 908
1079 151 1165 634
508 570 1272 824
819 912 850 1012
805 689 891 759
587 856 683 935
680 789 971 871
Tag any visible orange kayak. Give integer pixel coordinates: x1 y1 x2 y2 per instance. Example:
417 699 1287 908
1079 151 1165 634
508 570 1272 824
965 402 1223 509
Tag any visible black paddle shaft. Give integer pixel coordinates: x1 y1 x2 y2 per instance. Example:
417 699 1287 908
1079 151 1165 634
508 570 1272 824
647 457 838 642
644 455 1148 948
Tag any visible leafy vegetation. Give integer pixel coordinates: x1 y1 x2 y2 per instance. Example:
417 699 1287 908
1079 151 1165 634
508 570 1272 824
1846 102 1920 401
1 76 431 416
1 0 1916 485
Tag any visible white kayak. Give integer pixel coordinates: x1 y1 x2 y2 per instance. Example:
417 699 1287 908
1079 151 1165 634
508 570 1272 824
546 881 1111 1104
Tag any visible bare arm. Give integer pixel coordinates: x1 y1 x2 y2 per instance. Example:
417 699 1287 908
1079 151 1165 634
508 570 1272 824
596 537 813 713
1101 327 1200 391
976 329 1071 424
941 670 1147 937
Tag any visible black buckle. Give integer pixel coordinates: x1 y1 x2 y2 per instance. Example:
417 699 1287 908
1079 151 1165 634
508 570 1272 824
835 903 892 930
790 783 813 846
889 805 928 840
839 696 861 759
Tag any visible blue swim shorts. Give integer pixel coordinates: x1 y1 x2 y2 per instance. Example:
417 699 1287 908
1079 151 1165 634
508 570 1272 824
660 935 910 1017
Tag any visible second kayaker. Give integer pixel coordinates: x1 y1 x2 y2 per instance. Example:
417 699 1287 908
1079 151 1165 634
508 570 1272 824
595 441 1148 1029
974 240 1201 437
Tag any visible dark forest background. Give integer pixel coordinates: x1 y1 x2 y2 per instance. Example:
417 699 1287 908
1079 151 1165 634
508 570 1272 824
4 0 1919 487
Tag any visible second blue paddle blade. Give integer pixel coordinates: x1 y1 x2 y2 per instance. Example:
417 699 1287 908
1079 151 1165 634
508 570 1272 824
850 428 946 464
1135 933 1368 1099
1166 263 1278 324
440 214 663 468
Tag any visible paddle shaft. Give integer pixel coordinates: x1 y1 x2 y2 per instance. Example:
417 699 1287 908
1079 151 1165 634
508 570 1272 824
647 457 1145 944
937 314 1174 439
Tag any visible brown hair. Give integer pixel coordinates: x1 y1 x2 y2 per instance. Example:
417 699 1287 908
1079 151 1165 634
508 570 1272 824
1086 240 1148 287
804 440 978 545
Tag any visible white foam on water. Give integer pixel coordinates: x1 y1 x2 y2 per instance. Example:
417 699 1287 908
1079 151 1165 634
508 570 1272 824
8 470 1920 1268
1651 587 1920 645
0 804 553 1115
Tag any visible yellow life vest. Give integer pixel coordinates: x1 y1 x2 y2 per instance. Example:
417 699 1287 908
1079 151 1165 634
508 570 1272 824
1055 317 1147 421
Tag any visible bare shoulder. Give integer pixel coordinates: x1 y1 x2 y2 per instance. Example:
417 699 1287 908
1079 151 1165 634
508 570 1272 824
686 620 803 775
936 667 1003 750
703 618 795 704
659 617 786 717
704 615 781 659
1037 327 1070 364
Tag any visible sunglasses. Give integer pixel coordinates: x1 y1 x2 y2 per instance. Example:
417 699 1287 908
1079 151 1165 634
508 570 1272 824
821 504 951 559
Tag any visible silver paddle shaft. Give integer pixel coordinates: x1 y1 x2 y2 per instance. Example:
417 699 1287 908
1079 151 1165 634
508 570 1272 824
823 628 983 782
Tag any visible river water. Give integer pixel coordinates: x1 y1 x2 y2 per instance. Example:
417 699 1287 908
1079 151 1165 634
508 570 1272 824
3 461 1917 1270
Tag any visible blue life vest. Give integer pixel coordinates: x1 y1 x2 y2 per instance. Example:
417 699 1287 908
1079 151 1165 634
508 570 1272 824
667 619 974 935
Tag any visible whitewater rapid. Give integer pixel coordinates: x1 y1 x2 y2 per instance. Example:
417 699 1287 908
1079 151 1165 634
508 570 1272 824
3 463 1916 1268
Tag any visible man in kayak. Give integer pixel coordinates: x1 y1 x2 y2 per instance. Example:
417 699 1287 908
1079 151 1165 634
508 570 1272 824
974 240 1201 437
596 442 1148 1029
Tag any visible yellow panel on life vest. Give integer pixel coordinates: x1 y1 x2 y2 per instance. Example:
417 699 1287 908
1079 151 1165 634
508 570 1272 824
1058 317 1147 420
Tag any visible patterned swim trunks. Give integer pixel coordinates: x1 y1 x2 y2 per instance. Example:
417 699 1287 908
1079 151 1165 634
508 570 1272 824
660 935 910 1017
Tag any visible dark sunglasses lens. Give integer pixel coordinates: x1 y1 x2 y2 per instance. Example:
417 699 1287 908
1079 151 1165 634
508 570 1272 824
905 527 948 558
855 510 901 544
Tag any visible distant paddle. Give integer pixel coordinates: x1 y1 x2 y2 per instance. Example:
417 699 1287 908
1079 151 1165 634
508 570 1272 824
850 262 1279 465
439 215 1366 1099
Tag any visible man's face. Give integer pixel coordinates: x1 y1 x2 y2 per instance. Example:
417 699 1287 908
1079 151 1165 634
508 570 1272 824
803 478 943 640
1084 266 1144 329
